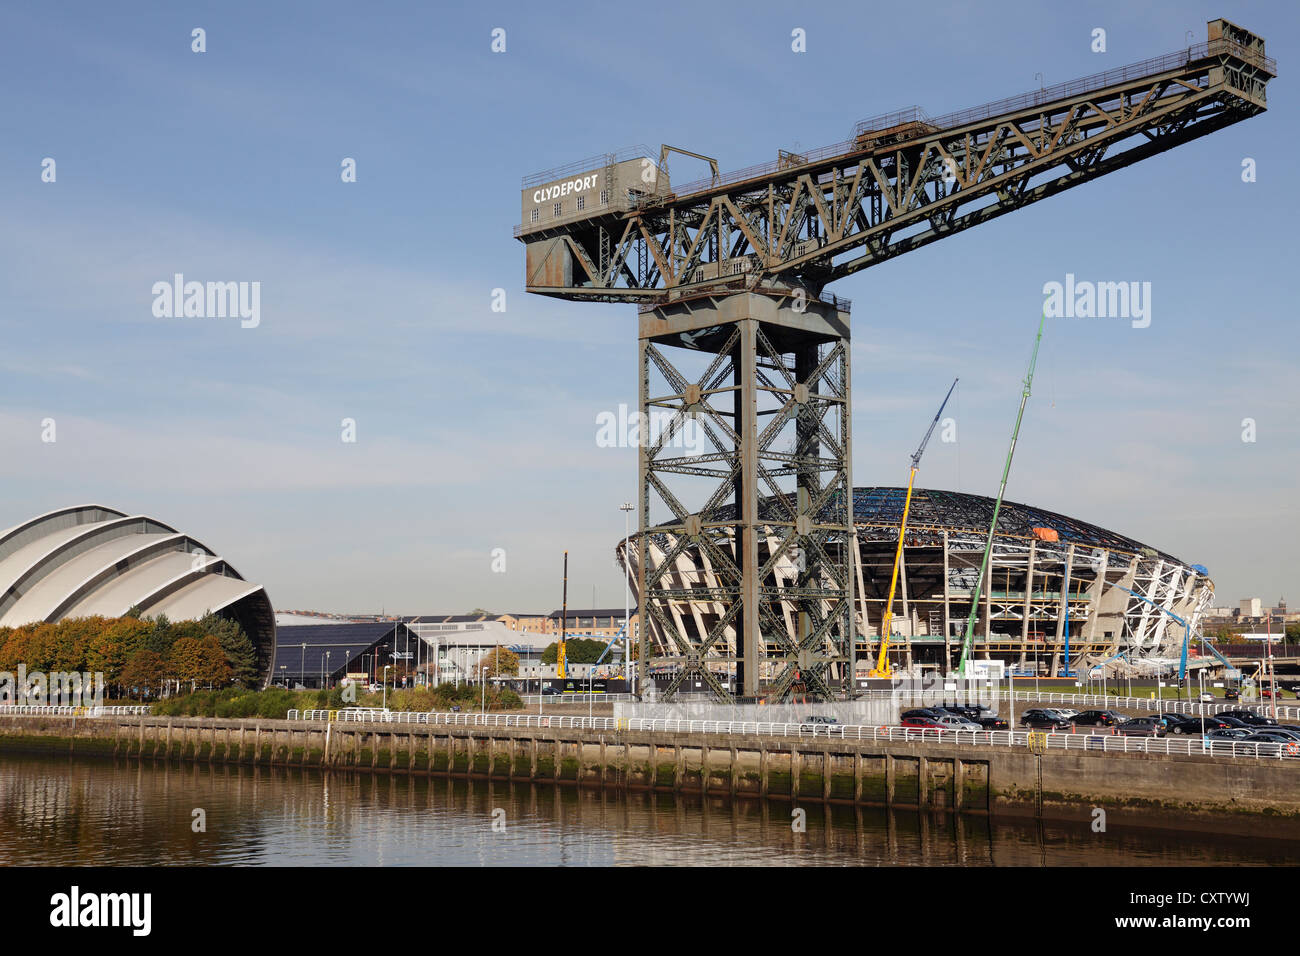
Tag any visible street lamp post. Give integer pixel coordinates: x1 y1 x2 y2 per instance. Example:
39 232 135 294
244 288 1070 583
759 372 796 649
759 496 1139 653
382 664 392 710
300 643 307 688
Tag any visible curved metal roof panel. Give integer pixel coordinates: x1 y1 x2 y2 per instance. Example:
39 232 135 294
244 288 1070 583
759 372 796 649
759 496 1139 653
147 575 265 622
0 532 176 626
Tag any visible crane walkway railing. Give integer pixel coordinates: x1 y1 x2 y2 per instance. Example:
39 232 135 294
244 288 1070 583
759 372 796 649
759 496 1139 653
283 709 1300 762
661 38 1275 202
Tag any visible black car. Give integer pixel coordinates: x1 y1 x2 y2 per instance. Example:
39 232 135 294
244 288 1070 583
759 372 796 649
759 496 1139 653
901 708 951 722
1206 727 1253 740
1205 729 1281 756
1186 715 1243 732
1020 709 1071 731
1070 710 1125 727
1238 732 1294 755
942 705 1009 729
1218 710 1277 727
1148 713 1202 735
1116 717 1166 737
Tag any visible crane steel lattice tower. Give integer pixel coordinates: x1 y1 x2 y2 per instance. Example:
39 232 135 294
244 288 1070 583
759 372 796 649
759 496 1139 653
514 19 1273 701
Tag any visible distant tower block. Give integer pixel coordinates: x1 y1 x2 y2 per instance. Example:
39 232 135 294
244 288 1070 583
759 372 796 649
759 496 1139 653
635 291 854 700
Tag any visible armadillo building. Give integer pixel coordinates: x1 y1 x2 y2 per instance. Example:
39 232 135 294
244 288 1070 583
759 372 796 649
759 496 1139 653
618 487 1214 678
0 505 276 682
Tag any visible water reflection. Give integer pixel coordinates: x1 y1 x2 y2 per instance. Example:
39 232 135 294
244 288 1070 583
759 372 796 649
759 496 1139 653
0 756 1292 866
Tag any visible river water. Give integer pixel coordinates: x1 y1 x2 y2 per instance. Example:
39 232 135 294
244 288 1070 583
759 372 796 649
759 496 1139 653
0 754 1292 866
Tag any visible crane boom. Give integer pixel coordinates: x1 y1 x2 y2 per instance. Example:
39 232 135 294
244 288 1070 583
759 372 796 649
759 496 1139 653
912 378 958 470
871 378 958 676
957 314 1045 675
518 20 1273 304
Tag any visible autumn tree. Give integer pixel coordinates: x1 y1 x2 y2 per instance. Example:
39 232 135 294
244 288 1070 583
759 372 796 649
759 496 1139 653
478 647 520 678
120 649 165 698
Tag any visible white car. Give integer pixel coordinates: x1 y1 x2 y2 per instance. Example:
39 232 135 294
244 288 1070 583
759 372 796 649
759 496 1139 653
935 715 982 732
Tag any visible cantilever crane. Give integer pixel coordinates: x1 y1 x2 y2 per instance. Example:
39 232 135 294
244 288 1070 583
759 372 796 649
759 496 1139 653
870 378 958 677
517 19 1275 703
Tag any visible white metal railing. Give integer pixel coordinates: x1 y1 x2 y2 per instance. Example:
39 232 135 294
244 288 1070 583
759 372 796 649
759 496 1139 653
519 693 638 704
281 709 1300 762
0 704 152 716
850 688 1300 722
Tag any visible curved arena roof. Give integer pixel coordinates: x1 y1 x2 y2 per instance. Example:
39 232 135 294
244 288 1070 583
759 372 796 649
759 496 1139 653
0 505 276 682
849 487 1193 565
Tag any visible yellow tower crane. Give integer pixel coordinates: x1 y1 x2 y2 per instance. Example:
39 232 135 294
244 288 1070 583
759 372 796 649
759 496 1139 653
870 378 958 677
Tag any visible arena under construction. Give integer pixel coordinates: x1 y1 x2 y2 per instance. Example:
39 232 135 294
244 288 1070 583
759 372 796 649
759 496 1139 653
617 487 1214 682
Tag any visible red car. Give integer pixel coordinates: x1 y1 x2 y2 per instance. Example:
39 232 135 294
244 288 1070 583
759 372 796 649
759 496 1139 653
901 716 945 730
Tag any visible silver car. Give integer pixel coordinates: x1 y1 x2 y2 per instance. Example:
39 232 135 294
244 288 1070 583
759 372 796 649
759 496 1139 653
935 714 982 733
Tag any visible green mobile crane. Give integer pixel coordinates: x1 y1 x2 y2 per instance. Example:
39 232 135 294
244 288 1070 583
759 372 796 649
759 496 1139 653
956 312 1046 676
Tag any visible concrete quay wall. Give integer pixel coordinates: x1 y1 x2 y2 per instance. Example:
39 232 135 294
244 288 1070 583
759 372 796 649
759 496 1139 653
0 715 1294 836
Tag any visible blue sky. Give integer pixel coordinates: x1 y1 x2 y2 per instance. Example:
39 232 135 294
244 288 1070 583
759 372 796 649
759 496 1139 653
0 0 1295 615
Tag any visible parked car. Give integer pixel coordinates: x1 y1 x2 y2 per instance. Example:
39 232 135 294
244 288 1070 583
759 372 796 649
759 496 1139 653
800 715 840 735
1206 727 1253 740
901 708 950 722
1020 709 1071 731
934 715 982 733
1239 732 1294 756
1215 715 1251 728
936 705 1006 729
1187 715 1242 732
1252 727 1300 743
540 686 562 696
1218 710 1277 726
1069 710 1124 727
1148 714 1201 735
1206 729 1280 756
901 715 945 730
1116 717 1166 737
